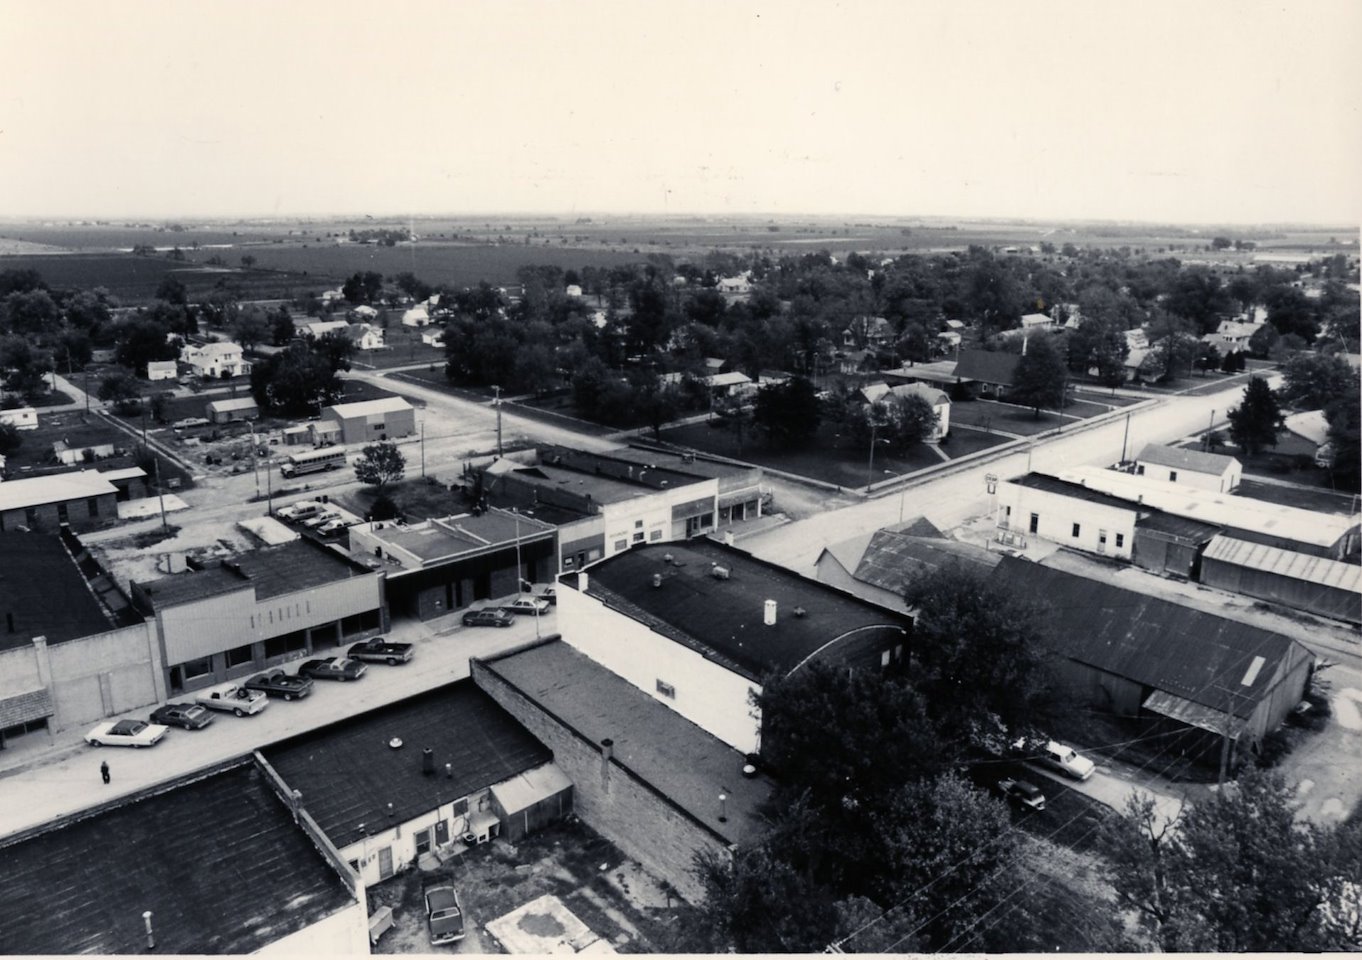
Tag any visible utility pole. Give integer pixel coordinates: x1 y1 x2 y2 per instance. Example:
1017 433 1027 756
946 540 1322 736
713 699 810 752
1203 409 1215 451
251 425 260 499
866 420 878 489
153 457 168 533
420 419 425 478
1119 411 1131 466
83 368 90 418
492 385 503 457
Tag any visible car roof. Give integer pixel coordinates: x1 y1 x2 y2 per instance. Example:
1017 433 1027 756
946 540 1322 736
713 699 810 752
425 887 459 910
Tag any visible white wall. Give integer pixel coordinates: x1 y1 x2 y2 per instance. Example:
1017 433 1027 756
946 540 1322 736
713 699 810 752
601 497 674 557
560 582 762 754
1134 460 1240 494
339 791 487 887
1000 482 1138 560
254 900 370 956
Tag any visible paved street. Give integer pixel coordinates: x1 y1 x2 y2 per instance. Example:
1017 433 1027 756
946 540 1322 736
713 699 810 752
0 608 555 840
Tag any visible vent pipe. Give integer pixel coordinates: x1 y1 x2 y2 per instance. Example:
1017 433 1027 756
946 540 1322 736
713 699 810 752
652 573 662 588
763 599 777 626
578 571 589 592
142 911 155 951
600 738 614 791
422 747 435 776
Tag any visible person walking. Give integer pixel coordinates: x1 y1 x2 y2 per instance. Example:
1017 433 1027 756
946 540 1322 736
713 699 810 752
100 760 110 784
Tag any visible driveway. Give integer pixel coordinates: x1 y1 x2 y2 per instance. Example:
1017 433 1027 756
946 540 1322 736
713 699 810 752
1280 661 1362 824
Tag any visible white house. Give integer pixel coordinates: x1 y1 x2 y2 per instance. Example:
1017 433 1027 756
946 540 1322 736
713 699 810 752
998 473 1144 560
889 382 951 441
705 371 755 399
420 328 445 347
1133 444 1242 493
1019 312 1056 332
346 323 385 351
349 305 379 321
0 406 39 430
717 273 752 296
401 304 431 327
299 319 351 340
146 360 179 382
564 284 583 299
180 341 251 378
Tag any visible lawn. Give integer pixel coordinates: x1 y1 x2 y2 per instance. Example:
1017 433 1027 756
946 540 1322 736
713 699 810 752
348 328 446 371
949 399 1079 437
1071 389 1146 408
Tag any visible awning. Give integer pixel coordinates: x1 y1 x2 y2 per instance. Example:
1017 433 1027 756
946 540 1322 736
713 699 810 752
469 809 500 834
490 763 572 815
718 488 761 510
0 688 54 728
1143 690 1238 738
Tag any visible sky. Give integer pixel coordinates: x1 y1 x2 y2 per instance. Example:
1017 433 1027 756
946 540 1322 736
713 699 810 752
1 0 1359 226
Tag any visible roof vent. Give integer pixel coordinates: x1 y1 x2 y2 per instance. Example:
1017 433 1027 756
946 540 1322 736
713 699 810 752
793 605 807 618
422 747 435 776
652 573 663 588
711 565 730 580
764 599 777 626
663 552 674 564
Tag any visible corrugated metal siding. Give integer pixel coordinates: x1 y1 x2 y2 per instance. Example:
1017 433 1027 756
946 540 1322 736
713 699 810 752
1204 535 1362 592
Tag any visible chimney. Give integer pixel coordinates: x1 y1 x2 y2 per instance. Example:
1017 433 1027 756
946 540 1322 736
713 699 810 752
763 599 777 626
577 571 589 592
652 573 662 588
142 911 155 951
723 531 735 547
422 747 435 776
600 738 613 791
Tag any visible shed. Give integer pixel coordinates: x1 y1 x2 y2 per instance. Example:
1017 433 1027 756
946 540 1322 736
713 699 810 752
0 407 38 431
146 360 179 382
1134 444 1242 493
1133 512 1223 579
1200 534 1362 624
489 763 574 842
205 397 259 424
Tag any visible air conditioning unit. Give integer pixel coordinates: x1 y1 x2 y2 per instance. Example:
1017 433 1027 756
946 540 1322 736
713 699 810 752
711 565 730 580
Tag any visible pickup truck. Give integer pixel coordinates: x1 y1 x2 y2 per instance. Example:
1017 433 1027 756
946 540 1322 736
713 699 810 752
196 683 269 717
347 637 415 665
243 670 314 701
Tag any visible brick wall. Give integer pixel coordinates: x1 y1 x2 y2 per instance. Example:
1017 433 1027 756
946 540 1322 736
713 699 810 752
471 659 732 903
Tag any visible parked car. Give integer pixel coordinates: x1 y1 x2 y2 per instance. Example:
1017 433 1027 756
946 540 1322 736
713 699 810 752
1035 740 1096 781
149 703 214 730
243 670 314 701
424 883 465 945
996 776 1047 811
277 500 324 521
86 718 169 748
536 586 557 606
302 510 341 529
196 683 269 717
317 517 352 537
502 596 551 616
297 657 367 681
462 608 515 628
347 637 414 665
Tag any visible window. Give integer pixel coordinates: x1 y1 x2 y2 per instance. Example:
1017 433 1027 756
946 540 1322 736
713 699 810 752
649 529 662 542
87 496 101 517
1136 465 1145 475
698 513 713 528
453 798 469 817
1071 523 1081 538
632 532 644 543
264 632 307 659
57 503 69 523
179 656 213 681
347 860 359 874
656 679 676 699
1169 470 1178 483
634 519 643 529
225 643 254 668
563 555 575 569
880 649 892 668
614 539 627 552
1115 533 1125 549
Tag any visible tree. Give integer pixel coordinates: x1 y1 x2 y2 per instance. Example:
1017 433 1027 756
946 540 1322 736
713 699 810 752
1248 322 1280 358
753 376 821 446
97 371 142 414
354 441 405 492
1100 770 1362 952
0 335 54 399
1009 334 1067 417
342 271 384 305
1 289 62 336
270 307 296 346
1227 376 1283 456
1324 394 1360 491
250 341 343 415
368 493 400 521
240 254 257 269
0 422 22 455
901 564 1055 736
149 391 174 424
231 307 271 354
155 276 188 304
112 316 179 375
1278 352 1359 411
712 392 753 453
1194 342 1221 375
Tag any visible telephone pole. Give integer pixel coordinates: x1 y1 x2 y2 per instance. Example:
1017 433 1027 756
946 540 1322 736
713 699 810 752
492 385 503 457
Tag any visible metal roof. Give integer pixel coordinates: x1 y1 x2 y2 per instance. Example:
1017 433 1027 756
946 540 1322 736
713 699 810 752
1203 535 1362 593
205 396 259 412
990 557 1311 720
0 470 117 512
852 532 999 595
1135 443 1240 476
1134 511 1224 544
324 396 414 418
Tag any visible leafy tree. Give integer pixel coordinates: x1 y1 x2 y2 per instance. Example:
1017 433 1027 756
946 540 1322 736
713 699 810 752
249 341 343 415
712 392 753 453
1008 334 1067 417
1165 266 1232 335
753 376 821 446
149 391 174 424
240 254 257 269
64 288 115 330
0 335 54 399
629 372 682 440
113 316 179 375
270 307 296 346
1324 394 1360 491
901 564 1055 736
231 307 270 354
394 271 432 302
368 493 400 521
1248 322 1280 358
1227 376 1283 456
354 440 405 491
0 268 48 296
0 422 22 455
97 371 142 413
342 271 384 304
1278 351 1359 411
1194 342 1221 374
1 289 62 336
1100 769 1362 951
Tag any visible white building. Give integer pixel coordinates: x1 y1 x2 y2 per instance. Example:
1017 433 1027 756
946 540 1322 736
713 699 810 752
0 406 38 430
400 304 431 327
1133 444 1242 494
998 473 1143 560
180 341 251 379
146 360 179 382
299 319 351 339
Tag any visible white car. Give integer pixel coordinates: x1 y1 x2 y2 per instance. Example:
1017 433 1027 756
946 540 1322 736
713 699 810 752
503 596 551 616
317 517 352 536
303 510 341 529
1036 740 1095 781
86 718 169 748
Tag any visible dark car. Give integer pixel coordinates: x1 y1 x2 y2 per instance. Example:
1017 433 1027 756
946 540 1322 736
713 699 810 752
297 657 367 681
424 883 465 945
347 637 415 665
462 608 515 628
149 702 214 730
997 776 1047 811
243 670 315 701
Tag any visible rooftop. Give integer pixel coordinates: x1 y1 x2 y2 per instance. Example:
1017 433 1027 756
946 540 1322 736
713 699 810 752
1204 534 1362 595
952 349 1020 385
1135 443 1240 475
1011 472 1146 512
324 396 414 419
1060 465 1361 551
205 396 259 412
577 541 909 680
0 762 353 954
0 531 113 650
478 640 775 846
357 509 556 567
263 680 550 849
612 443 760 484
0 469 117 512
133 539 372 609
852 530 1000 595
991 557 1311 720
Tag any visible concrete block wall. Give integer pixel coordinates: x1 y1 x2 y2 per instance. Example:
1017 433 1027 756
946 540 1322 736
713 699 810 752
471 659 732 903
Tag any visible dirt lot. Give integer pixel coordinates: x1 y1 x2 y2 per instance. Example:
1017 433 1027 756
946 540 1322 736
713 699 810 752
370 819 708 955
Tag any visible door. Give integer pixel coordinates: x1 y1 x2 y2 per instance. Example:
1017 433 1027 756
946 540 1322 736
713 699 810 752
1028 513 1039 534
434 820 450 846
377 845 394 880
1097 530 1108 554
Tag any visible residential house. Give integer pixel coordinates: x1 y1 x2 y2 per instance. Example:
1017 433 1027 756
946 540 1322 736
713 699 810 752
146 360 178 382
263 681 570 888
204 396 260 424
346 508 557 620
842 315 892 350
318 397 416 445
346 322 385 351
0 762 366 954
349 304 379 321
564 284 583 298
180 341 251 379
856 382 951 441
951 349 1020 399
299 319 352 340
130 539 385 696
1019 312 1056 333
716 273 753 297
0 406 37 430
1133 444 1242 493
991 557 1315 765
401 304 431 327
420 328 445 347
705 370 755 400
552 540 911 756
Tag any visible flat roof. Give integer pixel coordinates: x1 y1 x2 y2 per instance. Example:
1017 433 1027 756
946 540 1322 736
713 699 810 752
0 469 117 512
206 396 259 411
1135 443 1239 475
579 541 909 679
1135 511 1224 544
97 466 148 483
0 762 353 954
511 462 658 505
612 444 757 482
324 396 413 418
1011 472 1144 512
0 531 113 650
479 640 774 846
134 539 371 608
263 680 550 849
1061 465 1360 550
363 509 555 565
